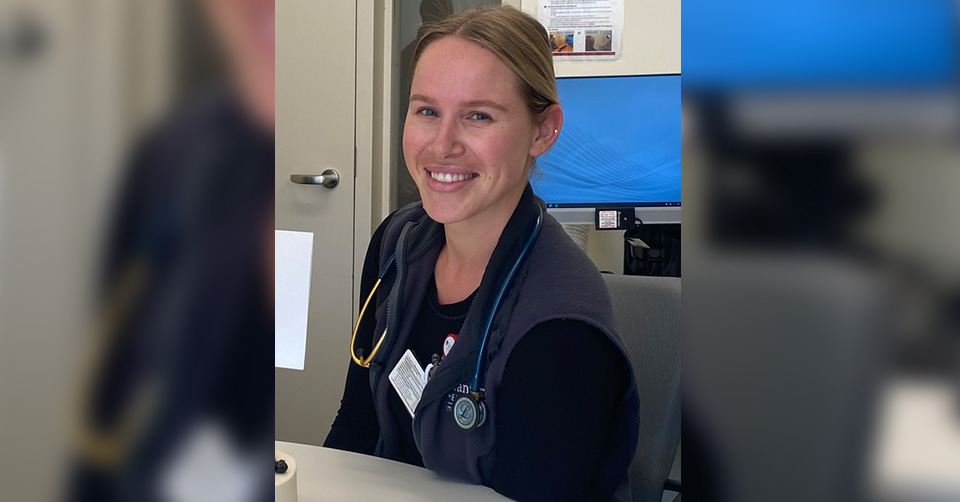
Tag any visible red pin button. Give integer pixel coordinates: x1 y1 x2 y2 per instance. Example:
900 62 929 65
443 334 457 358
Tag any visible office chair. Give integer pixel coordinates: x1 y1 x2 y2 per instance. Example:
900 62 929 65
602 274 681 502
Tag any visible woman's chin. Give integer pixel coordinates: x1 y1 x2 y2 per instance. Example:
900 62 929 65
420 199 466 225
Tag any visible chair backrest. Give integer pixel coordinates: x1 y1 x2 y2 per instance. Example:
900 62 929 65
602 274 681 502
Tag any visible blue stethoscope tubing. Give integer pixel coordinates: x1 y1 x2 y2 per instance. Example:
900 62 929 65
373 206 543 393
470 207 542 391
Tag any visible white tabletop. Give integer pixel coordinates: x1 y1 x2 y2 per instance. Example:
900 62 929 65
275 441 514 502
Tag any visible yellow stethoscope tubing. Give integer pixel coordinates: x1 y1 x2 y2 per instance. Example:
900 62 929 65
350 278 387 367
350 253 397 368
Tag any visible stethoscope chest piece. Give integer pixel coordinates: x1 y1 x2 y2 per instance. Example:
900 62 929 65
453 391 486 431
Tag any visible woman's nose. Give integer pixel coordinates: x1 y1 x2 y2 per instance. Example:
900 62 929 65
429 119 465 158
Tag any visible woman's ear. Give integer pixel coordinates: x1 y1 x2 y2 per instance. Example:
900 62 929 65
529 104 563 158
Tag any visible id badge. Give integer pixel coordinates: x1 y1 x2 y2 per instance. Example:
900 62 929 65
388 349 425 417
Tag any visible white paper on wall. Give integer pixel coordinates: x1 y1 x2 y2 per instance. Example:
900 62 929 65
275 229 314 370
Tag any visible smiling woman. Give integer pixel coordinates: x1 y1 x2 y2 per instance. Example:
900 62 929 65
324 7 641 502
403 36 558 236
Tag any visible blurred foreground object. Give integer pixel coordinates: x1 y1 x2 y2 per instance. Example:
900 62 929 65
683 1 960 501
69 90 274 502
0 8 45 64
869 378 960 502
66 0 276 501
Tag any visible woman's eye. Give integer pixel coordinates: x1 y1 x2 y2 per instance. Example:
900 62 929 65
469 112 491 121
417 108 439 117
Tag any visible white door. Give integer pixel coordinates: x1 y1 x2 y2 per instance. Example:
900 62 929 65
275 0 357 445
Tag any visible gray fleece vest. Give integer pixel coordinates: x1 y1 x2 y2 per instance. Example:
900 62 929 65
366 187 639 501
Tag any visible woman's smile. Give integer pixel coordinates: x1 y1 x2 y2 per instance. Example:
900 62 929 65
425 167 480 192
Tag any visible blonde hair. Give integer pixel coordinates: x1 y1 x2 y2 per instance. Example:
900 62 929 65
411 6 559 118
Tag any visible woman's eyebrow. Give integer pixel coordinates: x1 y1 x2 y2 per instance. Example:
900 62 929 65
462 100 508 112
409 94 434 104
409 94 508 112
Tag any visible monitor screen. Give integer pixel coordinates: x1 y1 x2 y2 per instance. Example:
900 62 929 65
532 74 681 210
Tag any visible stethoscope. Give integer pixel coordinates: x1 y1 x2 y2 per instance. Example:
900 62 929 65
350 207 543 430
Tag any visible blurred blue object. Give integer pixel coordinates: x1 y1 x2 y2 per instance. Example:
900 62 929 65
684 0 959 89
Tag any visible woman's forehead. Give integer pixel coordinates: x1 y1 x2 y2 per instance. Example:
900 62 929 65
412 37 523 106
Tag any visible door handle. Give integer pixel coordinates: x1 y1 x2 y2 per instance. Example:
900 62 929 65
290 169 339 188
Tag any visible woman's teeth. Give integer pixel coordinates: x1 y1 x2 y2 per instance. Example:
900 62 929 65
430 171 474 183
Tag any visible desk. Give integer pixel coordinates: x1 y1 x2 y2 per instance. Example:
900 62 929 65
275 441 514 501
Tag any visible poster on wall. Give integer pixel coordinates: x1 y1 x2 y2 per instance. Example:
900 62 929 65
538 0 624 61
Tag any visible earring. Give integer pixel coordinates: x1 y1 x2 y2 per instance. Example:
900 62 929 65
554 129 559 135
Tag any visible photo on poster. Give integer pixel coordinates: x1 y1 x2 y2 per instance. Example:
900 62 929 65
550 30 575 53
585 30 613 52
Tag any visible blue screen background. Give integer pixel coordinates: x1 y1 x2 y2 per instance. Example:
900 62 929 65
683 1 958 90
532 75 681 206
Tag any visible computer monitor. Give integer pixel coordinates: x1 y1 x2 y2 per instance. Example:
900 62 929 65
532 74 681 225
